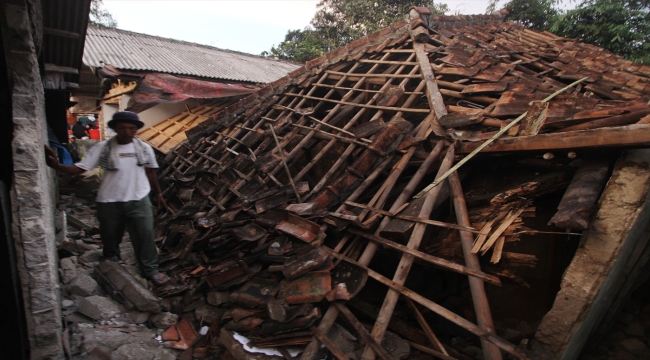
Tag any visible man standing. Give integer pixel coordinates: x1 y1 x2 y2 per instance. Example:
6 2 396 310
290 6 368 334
46 111 169 285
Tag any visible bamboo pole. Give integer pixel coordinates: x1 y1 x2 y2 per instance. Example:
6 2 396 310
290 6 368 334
414 77 589 199
449 171 501 360
268 124 302 203
405 298 449 356
360 146 455 360
322 248 528 359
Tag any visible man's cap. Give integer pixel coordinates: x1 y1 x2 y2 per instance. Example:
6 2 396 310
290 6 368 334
107 111 144 129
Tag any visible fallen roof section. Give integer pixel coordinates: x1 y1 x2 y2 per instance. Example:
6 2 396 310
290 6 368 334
83 24 300 83
149 6 650 360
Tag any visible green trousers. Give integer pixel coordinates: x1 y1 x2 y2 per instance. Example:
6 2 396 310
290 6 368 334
96 196 159 277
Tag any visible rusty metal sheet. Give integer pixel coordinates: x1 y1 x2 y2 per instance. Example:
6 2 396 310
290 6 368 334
491 91 546 117
275 213 322 243
277 271 331 304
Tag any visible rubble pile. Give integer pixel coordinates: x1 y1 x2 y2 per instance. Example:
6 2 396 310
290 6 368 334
57 7 650 360
141 7 650 360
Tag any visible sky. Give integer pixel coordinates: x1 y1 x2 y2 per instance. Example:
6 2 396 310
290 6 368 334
102 0 493 55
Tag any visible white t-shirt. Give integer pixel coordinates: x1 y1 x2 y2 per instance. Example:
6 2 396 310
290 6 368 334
75 141 159 203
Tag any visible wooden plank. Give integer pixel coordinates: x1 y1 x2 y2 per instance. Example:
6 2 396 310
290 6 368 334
285 93 431 113
348 229 500 285
333 302 394 360
449 172 502 360
405 298 449 356
324 249 528 359
360 146 456 360
548 160 609 230
458 124 650 154
461 82 508 94
310 326 350 360
558 108 650 132
413 43 447 121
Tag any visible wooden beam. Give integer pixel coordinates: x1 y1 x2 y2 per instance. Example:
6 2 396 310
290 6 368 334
458 124 650 154
450 172 502 360
44 63 79 74
310 327 350 360
348 229 501 285
324 249 528 359
360 146 456 360
333 302 395 360
43 27 79 39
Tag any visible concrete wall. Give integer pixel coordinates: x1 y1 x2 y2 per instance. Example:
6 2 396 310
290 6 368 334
1 1 63 358
531 149 650 359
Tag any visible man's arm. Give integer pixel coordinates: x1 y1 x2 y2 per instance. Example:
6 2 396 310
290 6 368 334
44 145 85 175
145 167 167 210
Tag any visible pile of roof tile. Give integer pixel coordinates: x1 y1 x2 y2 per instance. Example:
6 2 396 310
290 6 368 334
148 7 650 360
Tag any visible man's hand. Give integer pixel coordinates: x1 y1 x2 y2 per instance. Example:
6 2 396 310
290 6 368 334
44 145 59 169
44 144 85 175
155 193 168 212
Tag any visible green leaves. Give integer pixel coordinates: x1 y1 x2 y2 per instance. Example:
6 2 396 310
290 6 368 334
506 0 650 63
263 0 449 63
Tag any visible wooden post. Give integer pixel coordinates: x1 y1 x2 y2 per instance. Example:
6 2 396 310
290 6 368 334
449 171 502 360
360 146 456 360
548 160 609 230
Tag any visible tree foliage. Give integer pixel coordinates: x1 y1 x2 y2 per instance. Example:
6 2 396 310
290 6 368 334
89 0 117 28
262 29 325 63
502 0 650 63
505 0 558 31
264 0 449 62
551 0 650 63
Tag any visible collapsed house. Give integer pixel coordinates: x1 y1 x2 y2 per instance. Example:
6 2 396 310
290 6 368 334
99 7 650 360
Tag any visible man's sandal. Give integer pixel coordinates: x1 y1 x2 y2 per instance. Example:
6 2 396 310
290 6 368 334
150 273 170 286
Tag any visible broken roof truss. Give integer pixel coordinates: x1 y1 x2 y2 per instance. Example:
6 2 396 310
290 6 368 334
154 7 650 360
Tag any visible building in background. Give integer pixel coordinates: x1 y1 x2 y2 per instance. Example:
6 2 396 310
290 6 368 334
74 25 299 145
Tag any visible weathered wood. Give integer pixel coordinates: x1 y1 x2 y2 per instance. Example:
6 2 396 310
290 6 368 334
405 298 449 355
333 303 395 360
408 342 458 360
449 171 502 360
557 108 650 132
413 42 447 135
343 202 479 233
310 327 350 360
268 124 302 203
348 298 430 345
380 184 450 241
348 229 501 285
324 249 528 359
549 160 610 230
360 146 455 360
458 124 650 154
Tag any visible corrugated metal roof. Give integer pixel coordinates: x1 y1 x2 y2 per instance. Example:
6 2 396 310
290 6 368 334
83 25 300 84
